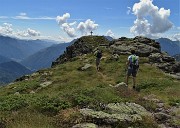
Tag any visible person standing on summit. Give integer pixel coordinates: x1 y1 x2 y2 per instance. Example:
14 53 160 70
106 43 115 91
126 50 139 89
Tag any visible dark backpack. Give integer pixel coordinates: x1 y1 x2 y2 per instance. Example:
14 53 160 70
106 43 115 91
96 51 102 58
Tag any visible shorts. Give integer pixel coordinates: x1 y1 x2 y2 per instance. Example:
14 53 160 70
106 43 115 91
127 68 137 77
96 58 101 66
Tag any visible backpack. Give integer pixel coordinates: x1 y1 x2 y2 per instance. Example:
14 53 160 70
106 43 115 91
129 55 139 70
96 51 102 58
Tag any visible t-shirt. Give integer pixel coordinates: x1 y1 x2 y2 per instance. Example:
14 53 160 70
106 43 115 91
128 54 139 69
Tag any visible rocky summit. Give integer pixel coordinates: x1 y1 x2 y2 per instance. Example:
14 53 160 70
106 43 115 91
0 36 179 128
52 36 180 77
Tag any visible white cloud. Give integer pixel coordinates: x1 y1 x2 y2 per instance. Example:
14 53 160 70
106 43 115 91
130 0 173 37
13 13 55 20
56 13 99 37
77 19 99 35
127 7 131 15
106 29 115 38
69 21 77 26
56 13 77 38
0 23 13 35
177 27 180 30
17 28 40 37
27 28 40 36
61 23 76 37
172 33 180 41
56 13 70 25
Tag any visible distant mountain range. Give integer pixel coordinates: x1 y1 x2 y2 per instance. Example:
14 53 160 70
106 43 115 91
0 35 75 84
0 61 32 85
173 54 180 61
20 43 71 71
0 55 12 64
155 38 180 56
0 35 56 61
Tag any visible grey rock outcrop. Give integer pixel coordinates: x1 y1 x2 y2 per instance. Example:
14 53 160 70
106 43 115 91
111 36 161 57
72 123 98 128
111 36 180 75
79 102 152 126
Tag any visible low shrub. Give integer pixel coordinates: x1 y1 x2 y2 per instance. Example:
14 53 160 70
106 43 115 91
31 96 71 115
0 95 28 111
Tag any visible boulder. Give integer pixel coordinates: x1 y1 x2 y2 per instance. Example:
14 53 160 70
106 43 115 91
80 102 152 125
72 123 98 128
40 81 52 88
154 112 171 122
81 64 92 71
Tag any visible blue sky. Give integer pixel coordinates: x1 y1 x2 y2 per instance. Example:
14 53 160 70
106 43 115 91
0 0 179 42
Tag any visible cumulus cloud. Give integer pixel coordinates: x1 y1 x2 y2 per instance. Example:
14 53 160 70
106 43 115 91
17 28 40 37
61 23 76 37
56 13 77 38
106 29 115 38
0 22 41 39
77 19 99 35
27 28 40 36
130 0 173 37
56 13 70 25
56 13 99 37
0 23 13 35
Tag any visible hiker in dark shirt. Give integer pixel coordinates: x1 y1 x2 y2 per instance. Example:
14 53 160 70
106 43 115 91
94 48 102 71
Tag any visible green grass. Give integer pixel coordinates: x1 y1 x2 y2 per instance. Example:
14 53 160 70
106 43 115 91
0 42 179 127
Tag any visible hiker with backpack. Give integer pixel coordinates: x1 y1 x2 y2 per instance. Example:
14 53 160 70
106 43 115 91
126 50 139 89
94 48 102 71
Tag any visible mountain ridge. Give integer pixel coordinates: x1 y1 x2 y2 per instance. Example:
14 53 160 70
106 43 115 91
20 43 71 71
0 36 179 128
0 35 56 61
155 38 180 56
0 61 32 85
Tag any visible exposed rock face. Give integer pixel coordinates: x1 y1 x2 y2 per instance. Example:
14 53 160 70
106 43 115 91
149 52 180 74
79 102 152 126
111 36 161 57
142 95 180 128
52 36 109 66
111 36 180 75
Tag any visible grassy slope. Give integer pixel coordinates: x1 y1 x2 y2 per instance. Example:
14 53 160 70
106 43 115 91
0 44 179 127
